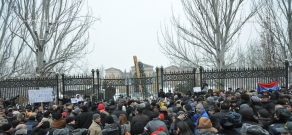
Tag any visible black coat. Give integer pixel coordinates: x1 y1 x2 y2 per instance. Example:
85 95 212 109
262 101 275 114
158 92 166 98
112 110 127 118
143 109 154 120
75 111 94 129
217 129 241 135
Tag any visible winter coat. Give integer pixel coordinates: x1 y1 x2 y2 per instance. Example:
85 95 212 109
112 110 127 118
131 114 149 134
76 111 94 129
51 119 66 129
210 110 231 130
258 118 272 130
120 122 131 135
191 109 209 133
89 120 102 135
144 118 169 135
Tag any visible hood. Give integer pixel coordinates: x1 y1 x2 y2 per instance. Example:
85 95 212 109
197 117 218 133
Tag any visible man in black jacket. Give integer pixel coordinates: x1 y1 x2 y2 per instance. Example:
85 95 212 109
112 103 127 118
76 105 93 129
158 89 165 98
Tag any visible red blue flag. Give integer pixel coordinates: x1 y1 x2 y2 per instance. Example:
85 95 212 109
257 80 279 92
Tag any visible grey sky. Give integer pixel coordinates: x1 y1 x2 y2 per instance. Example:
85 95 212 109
84 0 259 72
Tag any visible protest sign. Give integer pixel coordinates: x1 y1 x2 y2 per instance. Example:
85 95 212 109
28 88 53 103
193 87 201 93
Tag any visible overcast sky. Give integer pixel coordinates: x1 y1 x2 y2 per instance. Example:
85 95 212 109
84 0 258 72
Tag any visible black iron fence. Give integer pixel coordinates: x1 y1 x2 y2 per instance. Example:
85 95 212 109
0 61 290 105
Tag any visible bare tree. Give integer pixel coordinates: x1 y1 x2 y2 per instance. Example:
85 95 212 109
256 0 292 63
159 0 262 69
12 0 98 76
0 0 33 79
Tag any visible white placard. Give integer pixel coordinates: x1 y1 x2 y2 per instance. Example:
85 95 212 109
193 87 201 93
71 98 77 103
28 88 53 103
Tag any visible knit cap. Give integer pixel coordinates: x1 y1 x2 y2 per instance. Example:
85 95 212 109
98 103 105 111
196 103 204 109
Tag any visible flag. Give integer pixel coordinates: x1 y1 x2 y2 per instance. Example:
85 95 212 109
257 80 279 92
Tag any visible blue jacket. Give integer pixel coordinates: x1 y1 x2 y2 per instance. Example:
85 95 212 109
191 109 209 133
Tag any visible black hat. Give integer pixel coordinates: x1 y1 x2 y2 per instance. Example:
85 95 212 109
52 113 62 120
104 116 114 124
1 124 12 131
66 116 75 124
220 116 235 128
196 97 203 102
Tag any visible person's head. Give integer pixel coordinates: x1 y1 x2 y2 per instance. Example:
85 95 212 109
258 109 270 118
15 124 27 135
241 94 250 102
276 121 292 135
104 115 114 125
66 116 75 125
136 107 144 114
221 102 230 111
168 90 171 93
28 115 35 121
92 114 101 123
11 120 20 128
274 108 292 120
119 114 128 124
207 107 215 115
52 105 58 110
2 124 12 133
175 90 178 93
76 94 80 98
176 121 194 135
40 121 50 129
261 95 270 102
287 102 292 112
195 103 204 114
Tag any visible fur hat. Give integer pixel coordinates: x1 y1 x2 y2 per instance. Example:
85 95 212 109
207 97 214 102
220 116 235 128
160 106 167 112
183 104 192 112
225 112 242 124
241 123 269 135
195 129 216 135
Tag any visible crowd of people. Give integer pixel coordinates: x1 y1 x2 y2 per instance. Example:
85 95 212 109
0 87 292 135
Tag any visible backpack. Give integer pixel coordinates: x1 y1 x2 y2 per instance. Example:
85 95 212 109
122 125 131 135
151 126 167 135
102 124 119 135
72 128 90 135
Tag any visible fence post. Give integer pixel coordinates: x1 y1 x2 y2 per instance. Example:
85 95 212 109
61 73 65 97
285 60 289 88
193 68 196 87
56 73 59 105
126 78 129 97
96 69 100 100
91 69 95 97
156 67 159 97
200 66 203 88
161 66 164 92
